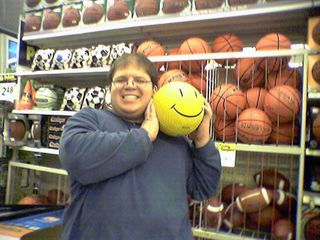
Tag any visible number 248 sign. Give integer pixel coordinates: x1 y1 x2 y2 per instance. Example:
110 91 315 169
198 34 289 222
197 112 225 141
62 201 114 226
0 74 18 103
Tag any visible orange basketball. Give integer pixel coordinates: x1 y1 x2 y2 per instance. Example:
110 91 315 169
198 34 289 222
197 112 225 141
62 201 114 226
167 48 181 70
137 40 166 57
245 87 267 110
313 114 320 142
189 74 207 95
179 37 210 73
214 117 235 142
211 33 243 66
269 122 299 144
264 85 301 123
237 108 272 144
210 83 246 120
157 69 189 88
267 67 301 90
234 58 265 89
256 33 291 73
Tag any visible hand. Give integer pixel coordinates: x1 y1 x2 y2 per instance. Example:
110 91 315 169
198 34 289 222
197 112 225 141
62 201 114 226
141 99 159 142
188 100 213 148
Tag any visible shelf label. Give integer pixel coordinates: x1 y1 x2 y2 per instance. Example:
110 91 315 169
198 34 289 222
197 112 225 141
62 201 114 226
216 143 236 167
0 74 18 103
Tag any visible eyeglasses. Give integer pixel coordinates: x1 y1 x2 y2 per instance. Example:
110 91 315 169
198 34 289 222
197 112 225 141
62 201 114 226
112 76 152 88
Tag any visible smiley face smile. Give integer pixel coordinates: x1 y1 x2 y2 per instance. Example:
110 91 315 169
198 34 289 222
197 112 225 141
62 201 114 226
170 104 203 118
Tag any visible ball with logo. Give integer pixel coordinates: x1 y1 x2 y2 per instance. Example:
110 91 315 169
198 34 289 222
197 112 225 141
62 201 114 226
83 86 106 109
61 87 86 111
153 81 204 137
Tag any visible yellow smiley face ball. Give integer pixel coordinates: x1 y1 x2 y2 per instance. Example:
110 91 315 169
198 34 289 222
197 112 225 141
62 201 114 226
153 81 204 137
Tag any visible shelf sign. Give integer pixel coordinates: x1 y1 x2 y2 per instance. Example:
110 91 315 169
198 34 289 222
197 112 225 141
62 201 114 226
0 74 18 103
216 143 236 167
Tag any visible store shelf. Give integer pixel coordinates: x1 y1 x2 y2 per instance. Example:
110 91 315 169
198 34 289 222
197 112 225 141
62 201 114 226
192 228 269 240
19 146 59 155
308 91 320 101
215 142 302 155
22 0 314 48
303 191 320 207
12 109 76 116
9 161 67 175
306 148 320 156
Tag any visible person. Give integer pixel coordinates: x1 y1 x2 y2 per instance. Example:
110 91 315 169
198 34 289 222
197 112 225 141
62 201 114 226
59 53 221 240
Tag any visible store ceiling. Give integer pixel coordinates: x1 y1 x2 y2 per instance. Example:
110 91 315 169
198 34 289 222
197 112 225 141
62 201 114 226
0 0 23 37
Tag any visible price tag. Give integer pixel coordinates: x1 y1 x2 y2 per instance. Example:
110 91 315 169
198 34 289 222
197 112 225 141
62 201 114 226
0 75 18 103
216 143 236 167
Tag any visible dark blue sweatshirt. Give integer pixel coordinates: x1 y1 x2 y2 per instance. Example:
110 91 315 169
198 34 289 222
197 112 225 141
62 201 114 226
59 108 221 240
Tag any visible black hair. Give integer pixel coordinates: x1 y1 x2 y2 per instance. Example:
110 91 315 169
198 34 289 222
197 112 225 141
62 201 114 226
107 53 158 87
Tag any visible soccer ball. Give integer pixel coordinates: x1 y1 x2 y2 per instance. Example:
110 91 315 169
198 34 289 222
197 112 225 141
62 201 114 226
83 86 106 109
61 87 86 111
104 86 112 110
32 49 55 71
109 42 134 64
90 44 112 67
70 47 91 68
51 49 73 70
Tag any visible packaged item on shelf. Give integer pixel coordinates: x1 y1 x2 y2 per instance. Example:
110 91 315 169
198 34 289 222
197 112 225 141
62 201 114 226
42 6 62 31
47 116 69 149
32 49 55 71
24 10 43 33
308 16 320 51
60 87 86 111
134 0 161 18
90 44 112 67
302 207 320 240
161 0 191 15
106 0 134 21
308 55 320 92
81 86 106 110
16 80 35 110
82 0 106 25
109 42 135 64
307 107 320 149
70 47 92 68
24 0 43 11
305 157 320 193
192 0 225 13
51 49 73 70
4 114 29 147
28 115 43 148
34 87 58 110
61 2 83 28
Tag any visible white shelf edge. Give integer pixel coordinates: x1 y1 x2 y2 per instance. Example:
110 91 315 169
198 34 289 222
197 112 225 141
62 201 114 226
19 146 59 155
303 191 320 207
306 148 320 157
192 228 264 240
308 92 320 101
215 142 302 155
12 109 76 116
9 161 67 175
22 0 313 43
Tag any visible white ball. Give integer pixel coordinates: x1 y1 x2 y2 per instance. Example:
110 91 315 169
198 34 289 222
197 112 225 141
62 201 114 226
35 88 57 110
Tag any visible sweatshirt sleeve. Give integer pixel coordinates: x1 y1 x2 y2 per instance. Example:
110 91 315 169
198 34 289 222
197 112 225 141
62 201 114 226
186 139 221 201
59 109 152 185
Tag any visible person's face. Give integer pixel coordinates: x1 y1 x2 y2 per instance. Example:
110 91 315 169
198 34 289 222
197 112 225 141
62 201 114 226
110 65 156 122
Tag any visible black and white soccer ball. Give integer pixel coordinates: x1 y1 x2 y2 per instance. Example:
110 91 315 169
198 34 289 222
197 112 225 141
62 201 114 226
90 44 111 67
70 47 91 68
52 49 73 70
61 87 86 111
32 49 55 71
83 86 106 109
109 42 134 64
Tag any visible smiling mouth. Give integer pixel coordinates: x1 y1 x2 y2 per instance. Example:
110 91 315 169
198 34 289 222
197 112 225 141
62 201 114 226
171 104 203 118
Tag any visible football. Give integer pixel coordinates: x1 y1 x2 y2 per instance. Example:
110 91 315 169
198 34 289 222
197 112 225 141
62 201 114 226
223 202 244 229
203 197 224 228
274 190 297 214
254 169 290 191
221 183 248 203
247 205 281 230
82 87 106 110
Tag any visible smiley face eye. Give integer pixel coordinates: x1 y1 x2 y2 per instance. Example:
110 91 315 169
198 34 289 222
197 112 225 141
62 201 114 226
179 89 183 97
194 91 198 98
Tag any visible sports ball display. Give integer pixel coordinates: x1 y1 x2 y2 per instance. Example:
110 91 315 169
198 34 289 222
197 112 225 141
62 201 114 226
273 219 294 240
24 15 42 32
9 120 27 141
62 7 81 27
90 44 112 67
253 169 290 191
264 85 301 123
203 197 224 228
214 117 235 142
303 213 320 240
210 83 246 120
228 0 258 6
189 74 207 94
167 48 180 70
82 86 106 110
107 1 130 21
234 58 265 89
211 33 243 66
274 190 296 214
135 0 160 17
245 87 267 110
269 122 299 145
236 187 273 213
162 0 189 14
267 67 301 90
153 82 204 136
32 49 55 71
51 49 73 70
137 40 166 57
61 87 86 111
179 37 210 73
35 88 58 110
313 114 320 142
70 47 91 68
158 69 189 88
312 59 320 84
221 183 248 203
256 33 291 72
248 205 281 230
312 22 320 45
194 0 224 10
223 202 244 229
25 0 41 8
42 11 61 30
83 3 104 24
